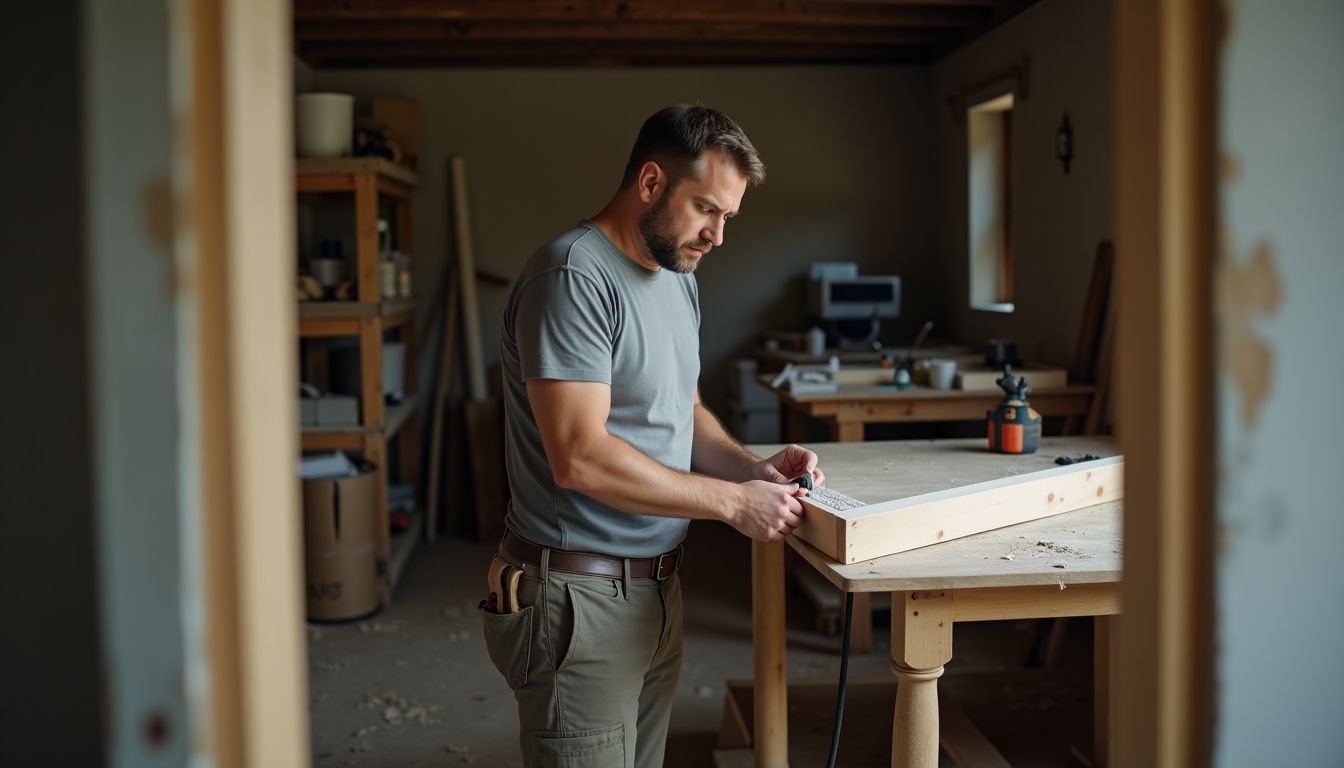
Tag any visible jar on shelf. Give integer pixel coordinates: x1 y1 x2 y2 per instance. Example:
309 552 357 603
379 258 397 300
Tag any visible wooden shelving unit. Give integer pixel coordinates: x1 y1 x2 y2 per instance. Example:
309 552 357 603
297 157 422 602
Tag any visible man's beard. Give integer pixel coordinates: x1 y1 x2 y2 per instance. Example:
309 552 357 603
639 195 711 274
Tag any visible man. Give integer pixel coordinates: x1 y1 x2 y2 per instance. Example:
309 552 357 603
482 104 826 768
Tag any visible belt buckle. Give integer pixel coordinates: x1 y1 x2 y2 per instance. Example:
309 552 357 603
653 546 682 581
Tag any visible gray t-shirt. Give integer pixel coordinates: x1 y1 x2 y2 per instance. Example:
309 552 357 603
500 221 700 557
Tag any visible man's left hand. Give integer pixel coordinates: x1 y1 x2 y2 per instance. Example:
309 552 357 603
752 444 825 488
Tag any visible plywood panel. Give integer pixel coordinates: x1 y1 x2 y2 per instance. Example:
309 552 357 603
836 458 1123 564
789 500 1121 593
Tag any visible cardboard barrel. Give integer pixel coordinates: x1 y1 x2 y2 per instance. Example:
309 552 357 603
302 467 379 621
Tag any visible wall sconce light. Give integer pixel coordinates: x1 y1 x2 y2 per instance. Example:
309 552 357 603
1057 113 1074 174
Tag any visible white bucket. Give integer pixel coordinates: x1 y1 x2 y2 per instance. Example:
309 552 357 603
295 93 354 158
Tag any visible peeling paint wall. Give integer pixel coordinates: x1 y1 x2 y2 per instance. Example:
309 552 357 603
1214 1 1344 762
86 0 189 765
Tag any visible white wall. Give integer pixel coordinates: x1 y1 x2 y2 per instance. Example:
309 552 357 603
307 66 936 414
933 0 1113 367
1214 2 1344 763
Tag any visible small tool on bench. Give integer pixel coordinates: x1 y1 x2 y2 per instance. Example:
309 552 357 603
988 364 1043 454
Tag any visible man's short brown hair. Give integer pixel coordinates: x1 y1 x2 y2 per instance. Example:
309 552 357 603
620 104 766 190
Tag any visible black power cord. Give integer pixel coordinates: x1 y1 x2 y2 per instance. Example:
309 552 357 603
793 473 854 768
826 591 854 768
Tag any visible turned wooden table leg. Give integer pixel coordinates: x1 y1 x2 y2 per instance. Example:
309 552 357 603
890 590 953 768
834 420 864 442
753 540 788 767
892 664 945 767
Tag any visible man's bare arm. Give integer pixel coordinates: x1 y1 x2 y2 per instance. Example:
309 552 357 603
690 393 764 482
526 379 803 542
689 390 827 488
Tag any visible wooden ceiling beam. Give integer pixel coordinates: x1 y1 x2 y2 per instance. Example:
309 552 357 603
294 20 963 47
299 39 947 68
293 0 994 29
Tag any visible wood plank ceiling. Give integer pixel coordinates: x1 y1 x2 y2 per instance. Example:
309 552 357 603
294 0 1041 68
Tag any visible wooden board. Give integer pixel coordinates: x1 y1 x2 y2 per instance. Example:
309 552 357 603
938 696 1012 768
834 367 895 386
1070 242 1115 385
749 438 1120 567
450 156 489 401
294 156 419 188
297 298 415 318
955 364 1068 392
371 97 420 168
424 258 460 541
465 397 508 542
801 456 1122 564
790 499 1121 593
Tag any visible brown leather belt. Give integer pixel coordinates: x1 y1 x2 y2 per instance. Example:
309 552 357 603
501 529 683 581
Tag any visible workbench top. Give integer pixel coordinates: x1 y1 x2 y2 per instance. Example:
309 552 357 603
747 436 1122 592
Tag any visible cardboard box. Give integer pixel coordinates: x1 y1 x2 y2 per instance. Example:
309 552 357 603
303 468 379 621
316 395 359 426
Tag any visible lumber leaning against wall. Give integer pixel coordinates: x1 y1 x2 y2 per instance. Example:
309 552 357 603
799 457 1124 564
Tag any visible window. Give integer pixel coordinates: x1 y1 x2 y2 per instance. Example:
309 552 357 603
967 93 1014 313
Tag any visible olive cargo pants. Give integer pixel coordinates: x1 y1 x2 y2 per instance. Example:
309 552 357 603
480 552 684 768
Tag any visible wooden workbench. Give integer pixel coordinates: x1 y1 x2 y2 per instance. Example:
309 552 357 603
770 380 1096 442
744 436 1121 768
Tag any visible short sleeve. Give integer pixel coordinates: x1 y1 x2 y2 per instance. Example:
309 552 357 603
513 266 614 384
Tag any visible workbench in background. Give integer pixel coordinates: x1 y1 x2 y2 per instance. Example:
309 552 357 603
771 381 1096 442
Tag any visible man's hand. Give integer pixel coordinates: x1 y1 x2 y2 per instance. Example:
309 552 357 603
751 444 825 488
729 480 807 542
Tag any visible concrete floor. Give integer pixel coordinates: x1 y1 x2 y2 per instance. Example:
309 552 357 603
308 521 1094 767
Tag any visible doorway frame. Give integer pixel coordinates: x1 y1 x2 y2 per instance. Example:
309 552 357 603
1111 0 1216 765
188 0 308 764
183 1 1219 765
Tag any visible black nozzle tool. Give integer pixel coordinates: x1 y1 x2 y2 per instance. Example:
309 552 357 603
791 474 814 491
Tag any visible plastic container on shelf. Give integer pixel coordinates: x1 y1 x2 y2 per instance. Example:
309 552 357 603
296 92 354 158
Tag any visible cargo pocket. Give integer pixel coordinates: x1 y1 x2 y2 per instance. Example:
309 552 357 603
480 604 533 690
535 722 625 768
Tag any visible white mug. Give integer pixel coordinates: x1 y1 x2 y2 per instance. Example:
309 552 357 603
929 359 957 390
